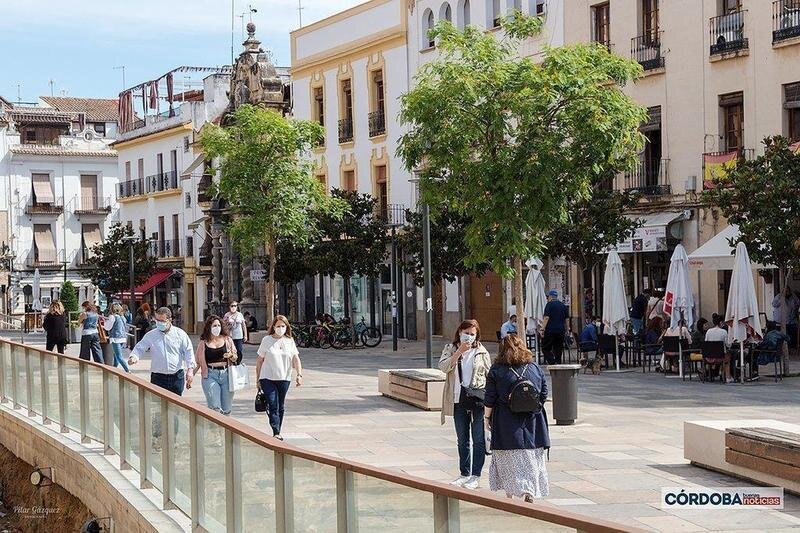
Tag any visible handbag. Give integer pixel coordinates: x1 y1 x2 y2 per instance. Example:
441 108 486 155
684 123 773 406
97 322 109 344
228 363 249 392
457 357 485 406
254 389 267 412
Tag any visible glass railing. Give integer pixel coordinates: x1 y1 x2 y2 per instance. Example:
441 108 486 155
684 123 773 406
0 339 641 532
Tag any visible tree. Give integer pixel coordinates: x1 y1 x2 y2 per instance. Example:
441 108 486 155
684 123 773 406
397 14 647 317
201 104 346 323
312 189 390 319
543 185 641 316
704 136 800 334
85 222 156 300
60 280 79 316
400 205 491 286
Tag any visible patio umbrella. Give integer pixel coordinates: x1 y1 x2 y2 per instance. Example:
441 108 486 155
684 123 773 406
602 251 629 371
725 242 763 384
664 244 695 378
524 258 547 362
32 268 42 311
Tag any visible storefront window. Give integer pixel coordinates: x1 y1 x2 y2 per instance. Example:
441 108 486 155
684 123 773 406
331 275 373 324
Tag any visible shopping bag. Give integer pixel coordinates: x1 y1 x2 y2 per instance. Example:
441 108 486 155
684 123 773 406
228 363 249 392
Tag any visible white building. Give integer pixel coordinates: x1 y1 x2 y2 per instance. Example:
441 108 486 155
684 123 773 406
0 97 119 313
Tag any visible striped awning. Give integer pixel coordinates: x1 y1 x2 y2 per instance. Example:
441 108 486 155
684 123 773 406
32 173 55 204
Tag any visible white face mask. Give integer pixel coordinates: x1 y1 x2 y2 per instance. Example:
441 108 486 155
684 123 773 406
460 333 476 345
275 325 287 336
211 325 222 336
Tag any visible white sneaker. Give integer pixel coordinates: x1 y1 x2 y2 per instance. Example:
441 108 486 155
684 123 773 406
450 475 470 486
463 476 480 489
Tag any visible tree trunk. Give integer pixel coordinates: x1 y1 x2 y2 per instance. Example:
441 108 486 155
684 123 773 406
343 275 351 320
514 257 525 333
779 267 793 360
266 233 276 326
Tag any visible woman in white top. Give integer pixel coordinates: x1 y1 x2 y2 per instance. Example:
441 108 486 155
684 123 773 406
224 301 248 364
255 315 302 440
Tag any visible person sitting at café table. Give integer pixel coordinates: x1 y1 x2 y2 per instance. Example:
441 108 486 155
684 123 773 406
578 316 601 351
749 321 790 382
658 319 691 373
644 317 664 357
500 314 518 339
691 317 709 348
703 314 734 383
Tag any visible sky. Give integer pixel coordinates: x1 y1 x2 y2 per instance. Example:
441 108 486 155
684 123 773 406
0 0 366 103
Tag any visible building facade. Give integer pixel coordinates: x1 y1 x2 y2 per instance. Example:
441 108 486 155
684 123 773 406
0 97 119 313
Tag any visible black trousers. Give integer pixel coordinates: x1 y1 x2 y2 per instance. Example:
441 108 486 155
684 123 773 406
542 332 564 365
46 340 66 354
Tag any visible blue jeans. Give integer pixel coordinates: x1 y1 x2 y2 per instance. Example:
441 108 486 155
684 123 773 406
150 369 185 396
202 368 234 415
260 379 290 436
631 317 644 335
111 342 129 372
79 334 103 363
232 338 245 363
453 401 486 477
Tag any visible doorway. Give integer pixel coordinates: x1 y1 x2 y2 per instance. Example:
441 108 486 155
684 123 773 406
469 272 504 341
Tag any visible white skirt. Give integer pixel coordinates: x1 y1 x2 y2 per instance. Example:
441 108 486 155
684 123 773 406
488 448 549 498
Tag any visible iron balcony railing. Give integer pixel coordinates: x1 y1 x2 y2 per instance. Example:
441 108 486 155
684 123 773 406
624 158 671 196
75 195 113 215
118 171 179 199
773 0 800 43
25 249 64 268
375 203 406 227
197 173 214 204
709 10 748 55
368 109 386 137
24 198 64 216
631 33 664 71
338 117 354 144
118 177 146 198
148 238 181 259
0 339 642 533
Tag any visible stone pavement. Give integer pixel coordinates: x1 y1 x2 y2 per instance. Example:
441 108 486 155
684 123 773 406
48 336 800 532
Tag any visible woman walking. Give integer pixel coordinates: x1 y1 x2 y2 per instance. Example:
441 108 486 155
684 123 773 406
195 315 238 415
135 303 154 342
103 303 130 372
485 334 550 502
78 301 103 363
439 319 491 490
255 315 302 440
224 301 248 364
42 300 68 354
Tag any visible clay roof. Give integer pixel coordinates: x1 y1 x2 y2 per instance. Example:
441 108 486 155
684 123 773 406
9 145 117 158
40 96 119 122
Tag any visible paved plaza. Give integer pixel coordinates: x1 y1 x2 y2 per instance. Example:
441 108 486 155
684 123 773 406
50 336 800 532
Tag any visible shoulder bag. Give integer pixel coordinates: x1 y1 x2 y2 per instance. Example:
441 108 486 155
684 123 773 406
457 357 485 406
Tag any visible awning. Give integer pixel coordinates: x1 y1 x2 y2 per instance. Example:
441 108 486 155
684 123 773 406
688 225 773 270
181 153 205 177
34 224 57 261
188 215 209 230
114 269 174 299
82 224 102 258
614 212 685 253
32 173 55 203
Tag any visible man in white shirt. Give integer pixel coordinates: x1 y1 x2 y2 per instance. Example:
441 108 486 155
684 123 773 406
129 306 196 395
499 314 517 339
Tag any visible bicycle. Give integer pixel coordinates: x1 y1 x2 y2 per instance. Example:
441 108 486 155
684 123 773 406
331 317 382 349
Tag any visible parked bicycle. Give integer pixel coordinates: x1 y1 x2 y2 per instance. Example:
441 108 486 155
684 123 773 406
331 317 382 349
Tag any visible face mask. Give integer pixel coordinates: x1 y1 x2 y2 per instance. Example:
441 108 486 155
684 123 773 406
211 325 222 336
275 326 287 336
156 321 169 332
460 333 476 345
510 319 516 325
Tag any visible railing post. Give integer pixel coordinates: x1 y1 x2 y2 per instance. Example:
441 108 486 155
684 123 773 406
189 412 200 531
119 378 129 469
161 397 174 510
103 371 113 454
57 355 68 432
40 353 49 424
25 347 34 416
139 388 150 489
0 342 8 404
433 495 459 533
274 453 294 533
10 344 18 409
336 468 358 533
224 429 236 533
80 361 90 443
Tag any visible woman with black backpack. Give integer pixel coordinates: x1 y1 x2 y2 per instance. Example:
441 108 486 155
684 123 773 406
484 334 550 502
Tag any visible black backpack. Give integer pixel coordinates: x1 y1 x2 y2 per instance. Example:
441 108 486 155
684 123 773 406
507 365 542 414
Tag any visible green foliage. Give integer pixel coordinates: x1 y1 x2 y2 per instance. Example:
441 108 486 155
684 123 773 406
59 280 79 314
400 205 491 286
397 15 647 278
703 136 800 277
200 104 346 257
85 223 156 297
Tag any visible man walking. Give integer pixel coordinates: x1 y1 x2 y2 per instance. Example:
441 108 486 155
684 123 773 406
129 306 196 395
539 290 569 365
630 288 650 335
772 286 800 350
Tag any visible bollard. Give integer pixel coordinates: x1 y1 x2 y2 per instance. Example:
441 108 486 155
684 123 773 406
547 364 581 425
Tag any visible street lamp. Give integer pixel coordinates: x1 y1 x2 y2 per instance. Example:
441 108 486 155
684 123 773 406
121 236 138 315
384 204 406 352
410 175 434 368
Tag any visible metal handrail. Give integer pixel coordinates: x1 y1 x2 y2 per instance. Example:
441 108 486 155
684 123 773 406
0 339 642 533
773 0 800 43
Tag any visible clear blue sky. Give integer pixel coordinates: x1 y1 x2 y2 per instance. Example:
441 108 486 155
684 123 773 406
0 0 365 102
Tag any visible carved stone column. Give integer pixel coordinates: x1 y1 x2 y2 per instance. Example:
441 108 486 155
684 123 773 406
241 259 254 304
211 222 224 307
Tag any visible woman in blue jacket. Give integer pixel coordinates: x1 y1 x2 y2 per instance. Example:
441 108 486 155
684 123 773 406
484 334 550 502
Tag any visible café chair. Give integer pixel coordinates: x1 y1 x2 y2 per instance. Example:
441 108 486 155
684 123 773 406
662 336 692 381
701 340 727 383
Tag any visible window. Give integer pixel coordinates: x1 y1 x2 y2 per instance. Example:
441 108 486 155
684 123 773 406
374 71 385 115
343 170 356 192
440 2 452 22
125 161 131 180
592 3 610 47
25 130 36 143
457 0 471 28
31 173 55 204
785 82 800 141
139 219 146 241
92 123 106 136
722 0 741 14
313 87 325 127
424 9 435 48
534 0 545 15
720 92 744 152
491 0 502 27
641 0 658 41
316 171 327 189
369 71 386 137
81 224 102 261
33 224 57 264
640 106 662 188
170 149 178 173
339 79 354 143
137 158 144 179
183 135 190 152
157 153 164 175
185 192 192 208
375 165 388 219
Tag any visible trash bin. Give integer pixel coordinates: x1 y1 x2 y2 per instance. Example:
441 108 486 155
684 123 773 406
547 364 581 426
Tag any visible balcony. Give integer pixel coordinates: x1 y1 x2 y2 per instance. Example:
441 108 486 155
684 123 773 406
197 173 214 204
24 199 63 216
624 158 671 197
374 203 406 227
702 148 754 189
74 195 113 217
709 11 748 56
631 33 664 71
118 178 146 199
338 117 354 144
368 110 386 138
145 170 179 194
148 238 181 259
773 0 800 44
26 249 64 269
